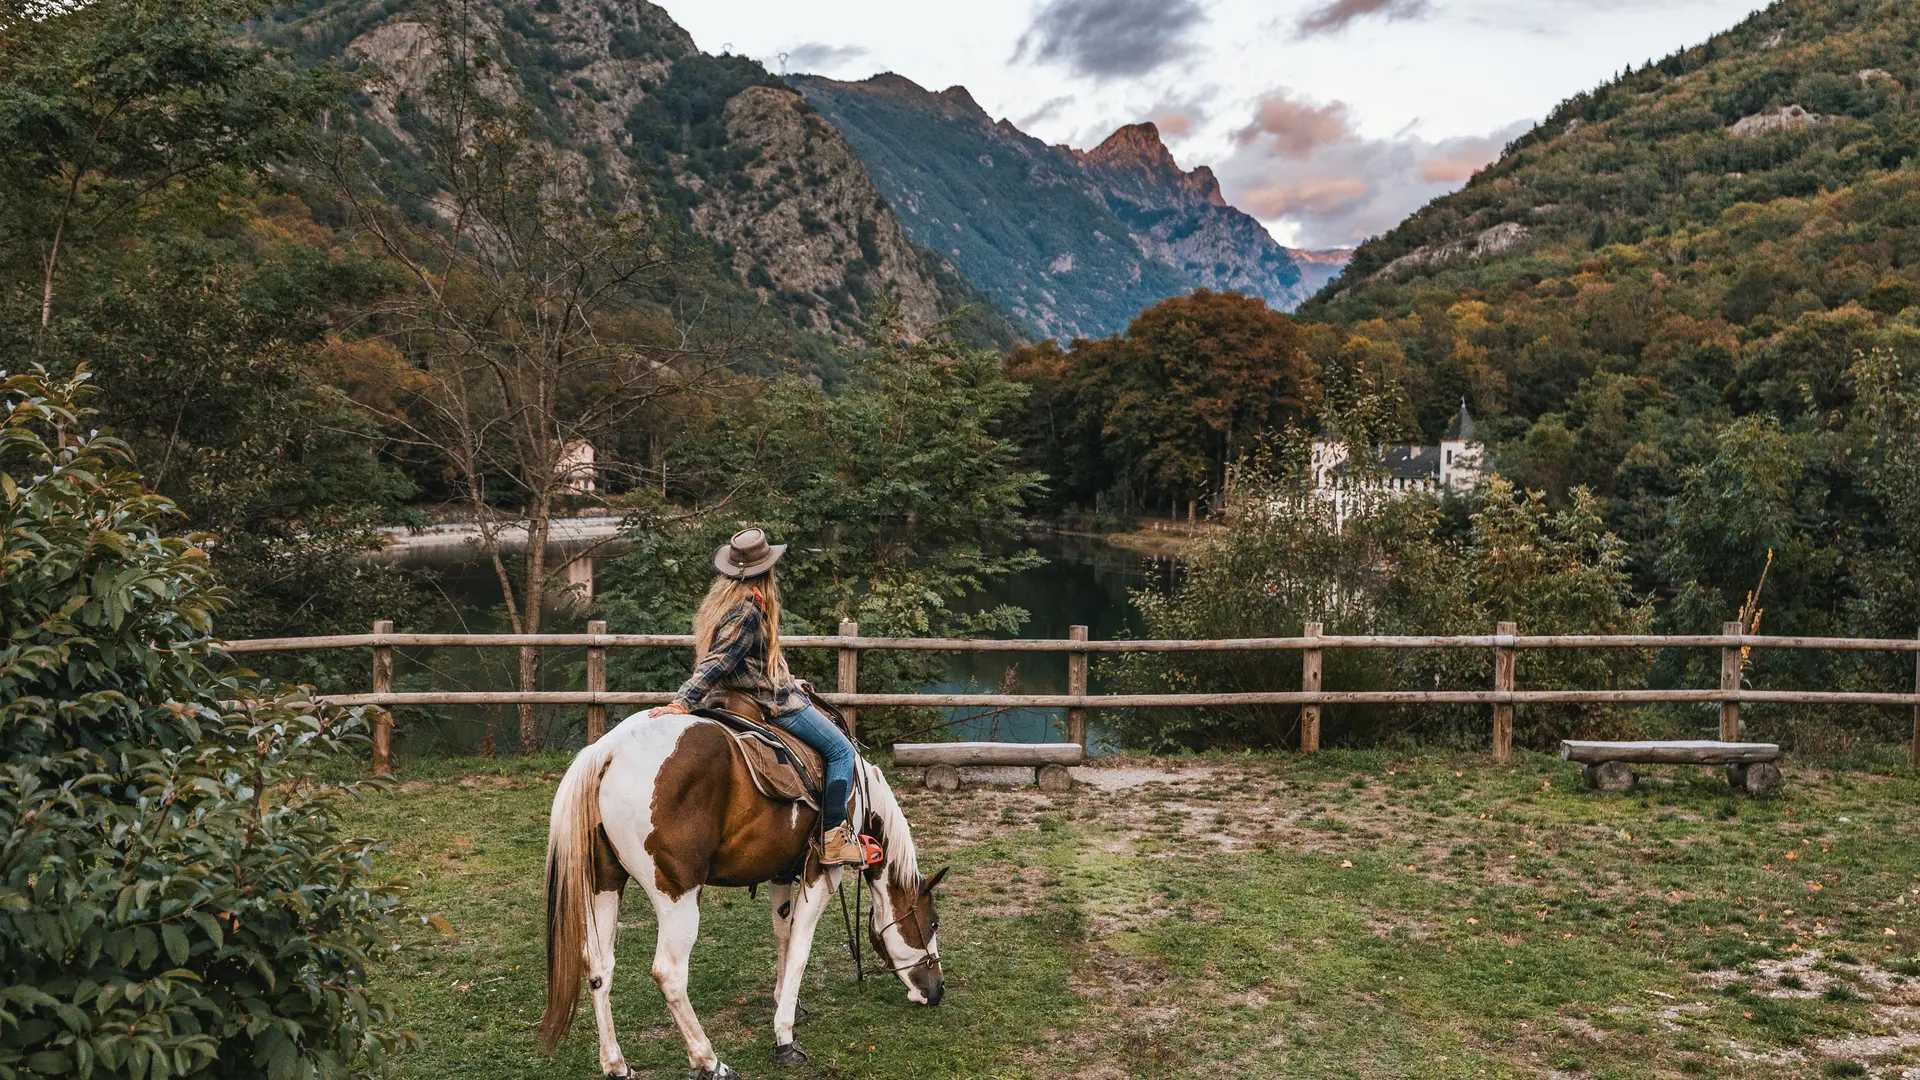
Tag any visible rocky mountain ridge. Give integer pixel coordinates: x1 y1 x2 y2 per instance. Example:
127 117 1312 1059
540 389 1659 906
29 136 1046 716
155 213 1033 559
261 0 962 342
795 73 1349 339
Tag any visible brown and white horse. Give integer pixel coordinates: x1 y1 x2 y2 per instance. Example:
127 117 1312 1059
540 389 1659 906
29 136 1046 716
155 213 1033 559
540 709 947 1078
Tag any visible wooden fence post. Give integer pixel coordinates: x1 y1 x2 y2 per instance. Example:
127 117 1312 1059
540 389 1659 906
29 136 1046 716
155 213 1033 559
1300 621 1323 754
1910 631 1919 771
1721 620 1744 741
1067 625 1090 749
586 619 607 744
1492 620 1516 764
837 620 859 742
371 619 393 777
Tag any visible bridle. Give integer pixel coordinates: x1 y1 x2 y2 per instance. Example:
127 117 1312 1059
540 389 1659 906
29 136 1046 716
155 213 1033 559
837 858 942 980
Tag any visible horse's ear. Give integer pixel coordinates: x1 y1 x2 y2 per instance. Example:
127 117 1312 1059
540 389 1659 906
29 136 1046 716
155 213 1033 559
922 866 950 894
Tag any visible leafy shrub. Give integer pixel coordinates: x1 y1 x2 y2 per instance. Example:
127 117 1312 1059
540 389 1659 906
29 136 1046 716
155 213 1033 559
0 370 410 1079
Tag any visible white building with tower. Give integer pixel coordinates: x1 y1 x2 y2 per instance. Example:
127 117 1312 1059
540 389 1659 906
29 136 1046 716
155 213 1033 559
1309 401 1486 523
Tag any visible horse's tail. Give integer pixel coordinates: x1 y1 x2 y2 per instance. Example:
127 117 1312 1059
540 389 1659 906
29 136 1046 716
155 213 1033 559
540 732 618 1050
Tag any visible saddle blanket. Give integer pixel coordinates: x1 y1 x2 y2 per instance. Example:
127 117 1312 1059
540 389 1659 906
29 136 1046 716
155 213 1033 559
694 708 826 809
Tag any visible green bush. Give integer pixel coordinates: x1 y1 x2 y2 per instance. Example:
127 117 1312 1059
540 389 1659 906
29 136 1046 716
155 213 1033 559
1104 432 1653 752
0 370 411 1079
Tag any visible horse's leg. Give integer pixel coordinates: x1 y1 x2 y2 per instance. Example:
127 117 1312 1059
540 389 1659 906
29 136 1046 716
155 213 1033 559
650 887 730 1077
769 881 794 992
768 882 812 1029
587 887 628 1078
770 873 835 1059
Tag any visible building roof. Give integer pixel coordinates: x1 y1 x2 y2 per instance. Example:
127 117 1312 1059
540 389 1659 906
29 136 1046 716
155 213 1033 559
1322 444 1441 481
1383 445 1440 479
1445 400 1478 442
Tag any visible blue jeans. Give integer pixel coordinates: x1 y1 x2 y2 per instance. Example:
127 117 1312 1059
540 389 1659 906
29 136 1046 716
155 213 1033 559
770 703 857 831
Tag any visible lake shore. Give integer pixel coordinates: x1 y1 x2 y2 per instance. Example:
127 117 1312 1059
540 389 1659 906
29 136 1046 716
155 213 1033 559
1031 515 1216 558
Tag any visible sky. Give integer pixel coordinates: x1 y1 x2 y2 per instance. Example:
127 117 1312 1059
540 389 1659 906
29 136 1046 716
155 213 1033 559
654 0 1769 249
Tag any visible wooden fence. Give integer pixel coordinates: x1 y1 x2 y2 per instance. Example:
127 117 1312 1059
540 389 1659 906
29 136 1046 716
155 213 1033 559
225 620 1920 775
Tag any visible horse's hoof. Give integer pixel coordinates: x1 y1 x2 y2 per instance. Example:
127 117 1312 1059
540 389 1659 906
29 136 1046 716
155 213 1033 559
771 1042 811 1067
794 1002 810 1025
690 1065 740 1080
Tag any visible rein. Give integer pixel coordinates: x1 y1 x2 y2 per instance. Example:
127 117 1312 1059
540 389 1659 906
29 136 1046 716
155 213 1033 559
834 761 939 981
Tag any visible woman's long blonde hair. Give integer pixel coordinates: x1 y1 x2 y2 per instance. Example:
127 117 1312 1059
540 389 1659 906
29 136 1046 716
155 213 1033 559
692 567 790 682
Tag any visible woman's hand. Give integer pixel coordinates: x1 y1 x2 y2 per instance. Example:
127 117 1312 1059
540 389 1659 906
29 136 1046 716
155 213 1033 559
652 702 690 716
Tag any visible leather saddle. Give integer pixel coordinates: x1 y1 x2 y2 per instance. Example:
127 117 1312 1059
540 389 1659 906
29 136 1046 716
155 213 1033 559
693 691 827 809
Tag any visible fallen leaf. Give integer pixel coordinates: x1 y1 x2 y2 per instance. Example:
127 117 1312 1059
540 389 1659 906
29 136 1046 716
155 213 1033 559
1340 859 1353 868
1887 929 1900 937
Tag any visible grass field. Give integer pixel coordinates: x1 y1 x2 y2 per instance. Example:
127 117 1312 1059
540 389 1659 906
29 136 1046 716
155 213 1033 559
348 749 1920 1079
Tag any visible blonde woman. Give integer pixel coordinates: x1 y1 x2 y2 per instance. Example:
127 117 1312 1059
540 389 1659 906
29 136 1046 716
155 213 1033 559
653 529 866 866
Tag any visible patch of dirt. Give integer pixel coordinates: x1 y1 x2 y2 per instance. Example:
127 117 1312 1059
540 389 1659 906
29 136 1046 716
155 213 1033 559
1699 947 1920 1004
1559 1016 1608 1043
456 774 517 789
1070 766 1197 790
1814 1005 1920 1060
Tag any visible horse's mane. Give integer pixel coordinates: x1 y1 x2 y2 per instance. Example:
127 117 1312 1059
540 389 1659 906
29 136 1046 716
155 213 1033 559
861 760 921 890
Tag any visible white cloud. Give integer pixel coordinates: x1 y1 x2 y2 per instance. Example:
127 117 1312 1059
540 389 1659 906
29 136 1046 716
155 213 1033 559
776 42 870 75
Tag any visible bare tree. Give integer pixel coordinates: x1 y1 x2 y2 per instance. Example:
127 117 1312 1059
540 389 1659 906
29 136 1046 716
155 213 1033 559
327 2 739 750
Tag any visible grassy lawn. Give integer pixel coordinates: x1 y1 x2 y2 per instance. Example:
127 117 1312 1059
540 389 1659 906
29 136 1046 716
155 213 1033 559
347 749 1920 1079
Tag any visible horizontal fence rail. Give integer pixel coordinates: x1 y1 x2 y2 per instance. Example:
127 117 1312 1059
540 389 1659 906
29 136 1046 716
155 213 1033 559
227 632 1920 653
224 621 1920 775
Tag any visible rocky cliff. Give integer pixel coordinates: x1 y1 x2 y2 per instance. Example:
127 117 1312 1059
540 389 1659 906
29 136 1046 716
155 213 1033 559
794 74 1349 338
261 0 954 340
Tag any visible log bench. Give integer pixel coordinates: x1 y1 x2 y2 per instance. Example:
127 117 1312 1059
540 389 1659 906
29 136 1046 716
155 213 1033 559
891 741 1085 792
1560 740 1784 794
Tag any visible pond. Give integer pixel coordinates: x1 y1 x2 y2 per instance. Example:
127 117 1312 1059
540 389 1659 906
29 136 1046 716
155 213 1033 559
382 531 1173 757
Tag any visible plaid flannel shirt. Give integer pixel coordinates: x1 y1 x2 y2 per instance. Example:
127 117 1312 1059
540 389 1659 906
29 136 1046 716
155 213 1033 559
673 600 805 716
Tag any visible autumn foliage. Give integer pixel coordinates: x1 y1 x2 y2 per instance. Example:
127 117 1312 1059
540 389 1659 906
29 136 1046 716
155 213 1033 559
1007 289 1317 514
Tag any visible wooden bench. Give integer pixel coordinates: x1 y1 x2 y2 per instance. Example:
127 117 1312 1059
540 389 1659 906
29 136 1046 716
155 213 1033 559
1560 740 1784 794
891 741 1084 793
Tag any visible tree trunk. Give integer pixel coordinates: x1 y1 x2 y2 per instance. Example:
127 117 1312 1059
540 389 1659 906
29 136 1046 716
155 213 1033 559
519 510 550 753
40 222 65 328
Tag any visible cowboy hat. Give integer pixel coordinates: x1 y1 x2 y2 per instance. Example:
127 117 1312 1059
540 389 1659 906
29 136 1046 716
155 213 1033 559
713 528 787 579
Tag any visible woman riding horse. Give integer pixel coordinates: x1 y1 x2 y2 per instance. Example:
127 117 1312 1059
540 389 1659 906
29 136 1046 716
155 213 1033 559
653 528 867 866
539 526 947 1076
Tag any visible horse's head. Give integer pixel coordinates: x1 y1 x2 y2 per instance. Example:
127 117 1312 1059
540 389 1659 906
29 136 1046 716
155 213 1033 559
860 764 947 1005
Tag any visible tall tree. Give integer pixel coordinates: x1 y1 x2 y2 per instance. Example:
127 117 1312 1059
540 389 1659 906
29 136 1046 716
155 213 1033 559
329 4 736 750
0 0 334 327
1 0 417 657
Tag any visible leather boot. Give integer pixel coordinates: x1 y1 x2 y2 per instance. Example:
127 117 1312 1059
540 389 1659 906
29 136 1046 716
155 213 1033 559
818 823 867 866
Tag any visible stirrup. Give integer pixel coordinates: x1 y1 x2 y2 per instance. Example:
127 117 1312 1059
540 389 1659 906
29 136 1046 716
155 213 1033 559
818 825 877 867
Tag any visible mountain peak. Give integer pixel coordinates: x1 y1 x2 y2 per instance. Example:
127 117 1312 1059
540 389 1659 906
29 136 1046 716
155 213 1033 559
1084 122 1176 169
863 72 930 96
939 85 988 118
1078 122 1225 208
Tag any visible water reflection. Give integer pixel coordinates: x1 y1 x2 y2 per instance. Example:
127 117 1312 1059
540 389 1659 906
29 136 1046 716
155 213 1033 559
931 533 1168 749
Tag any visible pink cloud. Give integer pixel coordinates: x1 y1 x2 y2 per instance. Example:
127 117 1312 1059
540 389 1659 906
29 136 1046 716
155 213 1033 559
1235 92 1353 158
1215 90 1530 247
